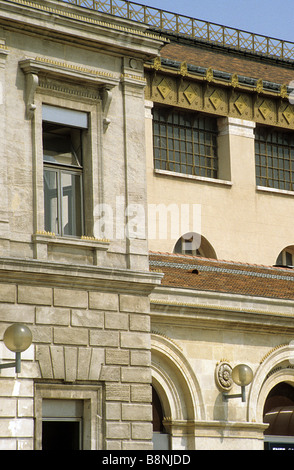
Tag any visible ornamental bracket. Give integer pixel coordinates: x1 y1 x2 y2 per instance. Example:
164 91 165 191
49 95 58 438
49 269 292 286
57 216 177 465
24 72 39 120
101 85 113 131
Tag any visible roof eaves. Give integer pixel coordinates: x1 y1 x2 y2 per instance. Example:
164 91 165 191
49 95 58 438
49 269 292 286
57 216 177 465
146 56 294 95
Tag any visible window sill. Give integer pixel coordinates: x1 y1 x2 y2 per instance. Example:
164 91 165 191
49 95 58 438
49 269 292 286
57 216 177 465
32 232 110 265
154 169 232 187
256 185 294 197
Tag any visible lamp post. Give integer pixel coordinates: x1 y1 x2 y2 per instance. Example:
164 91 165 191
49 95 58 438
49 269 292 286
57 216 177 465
1 323 32 373
222 364 253 402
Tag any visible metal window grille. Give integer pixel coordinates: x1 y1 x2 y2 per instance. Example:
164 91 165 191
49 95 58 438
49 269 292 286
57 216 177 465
153 107 218 178
255 126 294 191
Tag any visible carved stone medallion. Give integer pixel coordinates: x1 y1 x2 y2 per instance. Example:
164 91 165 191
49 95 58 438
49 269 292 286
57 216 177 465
215 361 233 391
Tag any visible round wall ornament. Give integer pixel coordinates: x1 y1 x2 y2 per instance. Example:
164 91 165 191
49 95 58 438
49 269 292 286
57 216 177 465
215 361 233 391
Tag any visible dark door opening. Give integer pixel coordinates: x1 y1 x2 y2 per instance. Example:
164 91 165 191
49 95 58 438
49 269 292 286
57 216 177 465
42 420 81 450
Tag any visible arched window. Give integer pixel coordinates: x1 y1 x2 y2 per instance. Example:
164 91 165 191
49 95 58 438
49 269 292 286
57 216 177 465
275 246 294 267
174 232 217 259
263 382 294 450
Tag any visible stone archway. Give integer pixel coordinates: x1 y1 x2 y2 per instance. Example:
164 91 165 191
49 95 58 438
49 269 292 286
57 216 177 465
151 332 204 450
248 344 294 424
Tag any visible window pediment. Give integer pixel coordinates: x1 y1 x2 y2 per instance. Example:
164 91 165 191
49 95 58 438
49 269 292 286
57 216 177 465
19 57 118 122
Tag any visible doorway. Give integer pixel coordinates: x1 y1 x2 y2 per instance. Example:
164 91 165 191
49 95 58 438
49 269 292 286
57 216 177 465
263 382 294 450
42 399 83 450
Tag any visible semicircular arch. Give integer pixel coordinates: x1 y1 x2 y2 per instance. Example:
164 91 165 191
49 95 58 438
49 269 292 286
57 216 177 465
248 344 294 423
275 245 294 267
151 332 205 422
173 232 217 259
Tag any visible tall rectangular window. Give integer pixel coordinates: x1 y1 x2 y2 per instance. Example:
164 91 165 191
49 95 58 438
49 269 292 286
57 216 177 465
42 105 88 236
153 107 218 179
255 126 294 191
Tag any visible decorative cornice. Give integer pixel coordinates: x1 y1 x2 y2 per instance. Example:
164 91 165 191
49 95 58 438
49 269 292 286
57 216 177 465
150 298 294 318
38 76 101 101
0 256 162 293
146 58 291 95
19 57 119 120
150 297 294 334
145 60 294 129
4 0 167 42
20 57 119 85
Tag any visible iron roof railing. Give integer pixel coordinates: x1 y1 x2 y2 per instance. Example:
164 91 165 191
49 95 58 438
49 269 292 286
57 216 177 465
59 0 294 61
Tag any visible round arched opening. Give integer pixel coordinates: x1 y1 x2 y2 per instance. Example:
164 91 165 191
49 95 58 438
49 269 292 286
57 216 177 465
263 382 294 450
275 246 294 267
174 232 217 259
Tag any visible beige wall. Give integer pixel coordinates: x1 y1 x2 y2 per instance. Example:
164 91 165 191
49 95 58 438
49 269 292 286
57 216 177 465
146 105 294 266
150 286 294 450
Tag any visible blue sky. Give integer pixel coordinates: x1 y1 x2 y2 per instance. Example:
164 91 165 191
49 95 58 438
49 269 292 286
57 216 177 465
133 0 294 42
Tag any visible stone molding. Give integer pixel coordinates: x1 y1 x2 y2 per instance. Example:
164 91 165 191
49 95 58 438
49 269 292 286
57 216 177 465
248 344 294 423
145 68 294 130
0 257 163 293
32 233 110 266
218 117 256 138
150 292 294 333
151 332 203 421
19 57 119 121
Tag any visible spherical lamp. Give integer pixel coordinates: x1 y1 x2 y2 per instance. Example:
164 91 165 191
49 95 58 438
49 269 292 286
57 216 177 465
2 324 32 373
231 363 253 387
3 323 32 353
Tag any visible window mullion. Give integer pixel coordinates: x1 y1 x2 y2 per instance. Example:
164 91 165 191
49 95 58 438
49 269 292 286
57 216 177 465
58 170 63 237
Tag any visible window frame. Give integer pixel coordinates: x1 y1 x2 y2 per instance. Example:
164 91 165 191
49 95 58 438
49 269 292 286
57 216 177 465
255 125 294 191
32 95 101 240
34 384 103 450
42 119 85 238
153 106 219 180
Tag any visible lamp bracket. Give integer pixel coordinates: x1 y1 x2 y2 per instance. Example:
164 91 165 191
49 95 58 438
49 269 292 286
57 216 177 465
0 352 21 373
223 386 246 402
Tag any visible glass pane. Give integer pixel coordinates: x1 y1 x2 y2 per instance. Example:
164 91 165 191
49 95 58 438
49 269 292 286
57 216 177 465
153 107 218 178
44 170 59 235
43 133 80 166
43 124 82 167
61 172 82 236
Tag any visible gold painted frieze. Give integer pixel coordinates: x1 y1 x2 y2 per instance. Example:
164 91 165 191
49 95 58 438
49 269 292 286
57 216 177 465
145 62 294 130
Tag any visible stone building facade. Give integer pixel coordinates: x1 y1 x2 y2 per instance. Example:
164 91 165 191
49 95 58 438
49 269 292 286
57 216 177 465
0 0 163 450
1 0 294 451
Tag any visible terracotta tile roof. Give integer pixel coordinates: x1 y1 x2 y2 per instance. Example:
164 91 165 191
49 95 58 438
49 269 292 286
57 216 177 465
160 42 294 85
149 252 294 300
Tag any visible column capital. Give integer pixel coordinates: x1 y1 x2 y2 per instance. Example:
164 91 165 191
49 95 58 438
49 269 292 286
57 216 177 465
218 117 256 138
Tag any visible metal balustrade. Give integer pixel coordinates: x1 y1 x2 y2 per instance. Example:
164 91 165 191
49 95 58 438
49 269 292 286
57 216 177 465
59 0 294 60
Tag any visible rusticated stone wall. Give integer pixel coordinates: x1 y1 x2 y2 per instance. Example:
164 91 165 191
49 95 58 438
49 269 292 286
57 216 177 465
0 276 155 450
